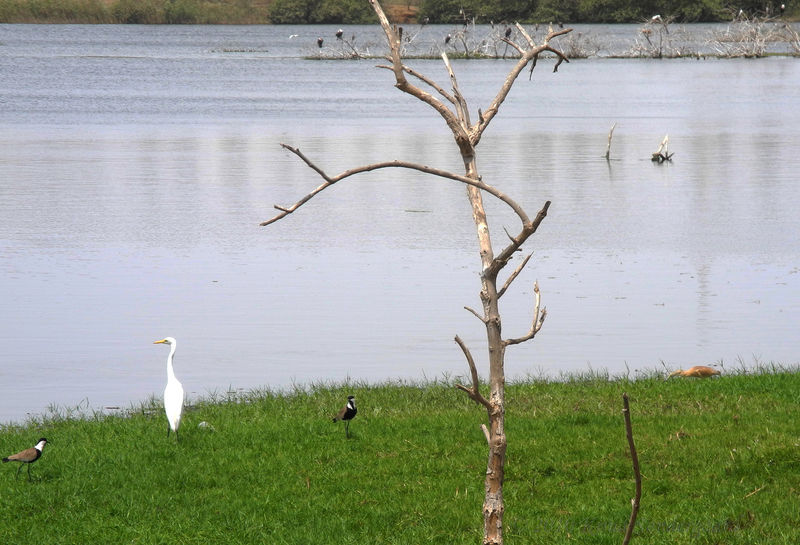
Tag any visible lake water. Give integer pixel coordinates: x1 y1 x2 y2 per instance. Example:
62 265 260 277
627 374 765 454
1 24 799 424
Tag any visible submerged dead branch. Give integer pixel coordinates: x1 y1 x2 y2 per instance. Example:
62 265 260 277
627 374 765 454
605 122 617 161
651 134 673 163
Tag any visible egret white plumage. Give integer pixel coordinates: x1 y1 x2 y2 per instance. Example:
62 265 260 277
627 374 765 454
154 337 185 440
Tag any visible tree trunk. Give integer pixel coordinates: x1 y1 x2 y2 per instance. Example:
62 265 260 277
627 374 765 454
266 4 570 544
465 158 507 544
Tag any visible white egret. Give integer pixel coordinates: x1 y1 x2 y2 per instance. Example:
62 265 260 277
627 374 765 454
3 438 47 481
153 337 185 440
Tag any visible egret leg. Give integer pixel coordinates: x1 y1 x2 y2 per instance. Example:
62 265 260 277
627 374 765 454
167 425 171 438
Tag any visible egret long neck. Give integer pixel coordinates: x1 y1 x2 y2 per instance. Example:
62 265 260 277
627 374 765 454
166 343 177 381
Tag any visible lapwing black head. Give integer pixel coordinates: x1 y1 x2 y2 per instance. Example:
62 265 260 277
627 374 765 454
3 438 47 481
333 395 357 438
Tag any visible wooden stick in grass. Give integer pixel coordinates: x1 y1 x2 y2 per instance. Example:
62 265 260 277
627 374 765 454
622 393 641 545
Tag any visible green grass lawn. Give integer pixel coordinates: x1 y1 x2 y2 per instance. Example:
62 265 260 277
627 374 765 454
1 370 799 544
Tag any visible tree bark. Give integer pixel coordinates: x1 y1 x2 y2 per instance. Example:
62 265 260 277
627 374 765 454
266 4 570 543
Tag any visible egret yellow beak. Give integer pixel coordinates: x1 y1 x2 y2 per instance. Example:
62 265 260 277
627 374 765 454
153 339 168 344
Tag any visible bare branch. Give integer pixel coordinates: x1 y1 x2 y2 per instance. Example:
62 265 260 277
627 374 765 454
481 423 491 444
488 200 550 277
261 145 532 227
515 22 535 46
503 281 546 346
622 393 642 545
441 52 471 127
464 306 487 323
471 27 572 146
369 0 470 150
454 335 492 410
376 63 457 106
498 253 532 299
500 37 525 56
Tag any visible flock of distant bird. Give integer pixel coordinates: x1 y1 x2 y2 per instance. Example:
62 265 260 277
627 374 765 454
2 337 358 481
3 337 716 481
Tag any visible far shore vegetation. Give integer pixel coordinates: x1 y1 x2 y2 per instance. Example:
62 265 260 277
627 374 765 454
1 366 799 543
0 0 798 25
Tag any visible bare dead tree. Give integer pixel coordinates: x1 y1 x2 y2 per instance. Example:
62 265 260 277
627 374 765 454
261 2 571 544
622 393 642 545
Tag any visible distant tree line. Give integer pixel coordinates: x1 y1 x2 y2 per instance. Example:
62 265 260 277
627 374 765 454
0 0 272 23
268 0 375 24
421 0 791 24
0 0 795 24
270 0 795 24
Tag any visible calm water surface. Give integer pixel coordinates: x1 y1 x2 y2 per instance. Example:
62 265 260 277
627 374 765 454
1 24 799 423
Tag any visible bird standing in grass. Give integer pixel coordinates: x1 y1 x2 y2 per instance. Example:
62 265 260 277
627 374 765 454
3 438 47 480
668 366 721 379
154 337 185 440
333 396 357 438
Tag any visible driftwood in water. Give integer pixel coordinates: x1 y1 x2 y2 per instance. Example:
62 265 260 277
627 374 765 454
651 134 673 163
605 122 617 160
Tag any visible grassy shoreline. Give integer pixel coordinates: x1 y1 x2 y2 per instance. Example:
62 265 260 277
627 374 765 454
1 369 798 543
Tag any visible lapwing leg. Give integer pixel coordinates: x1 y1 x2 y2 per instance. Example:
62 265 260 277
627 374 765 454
345 420 350 439
27 464 32 482
14 464 23 479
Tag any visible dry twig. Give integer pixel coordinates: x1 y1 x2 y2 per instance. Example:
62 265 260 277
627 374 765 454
622 393 642 545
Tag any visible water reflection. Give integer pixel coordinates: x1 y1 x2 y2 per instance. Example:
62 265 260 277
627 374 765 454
1 26 799 423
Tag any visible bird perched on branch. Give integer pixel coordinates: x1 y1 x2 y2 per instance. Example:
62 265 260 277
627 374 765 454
333 395 357 438
154 337 185 440
335 28 343 39
3 438 47 480
667 366 721 379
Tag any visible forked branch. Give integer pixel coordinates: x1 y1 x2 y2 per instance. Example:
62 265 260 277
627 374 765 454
487 200 551 279
471 26 572 145
503 281 546 346
454 335 492 411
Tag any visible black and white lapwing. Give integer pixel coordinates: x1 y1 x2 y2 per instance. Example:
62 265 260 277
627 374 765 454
3 438 47 481
333 395 357 438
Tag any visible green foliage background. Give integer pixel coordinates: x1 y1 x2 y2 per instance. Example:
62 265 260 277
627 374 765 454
418 0 731 24
0 0 797 23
